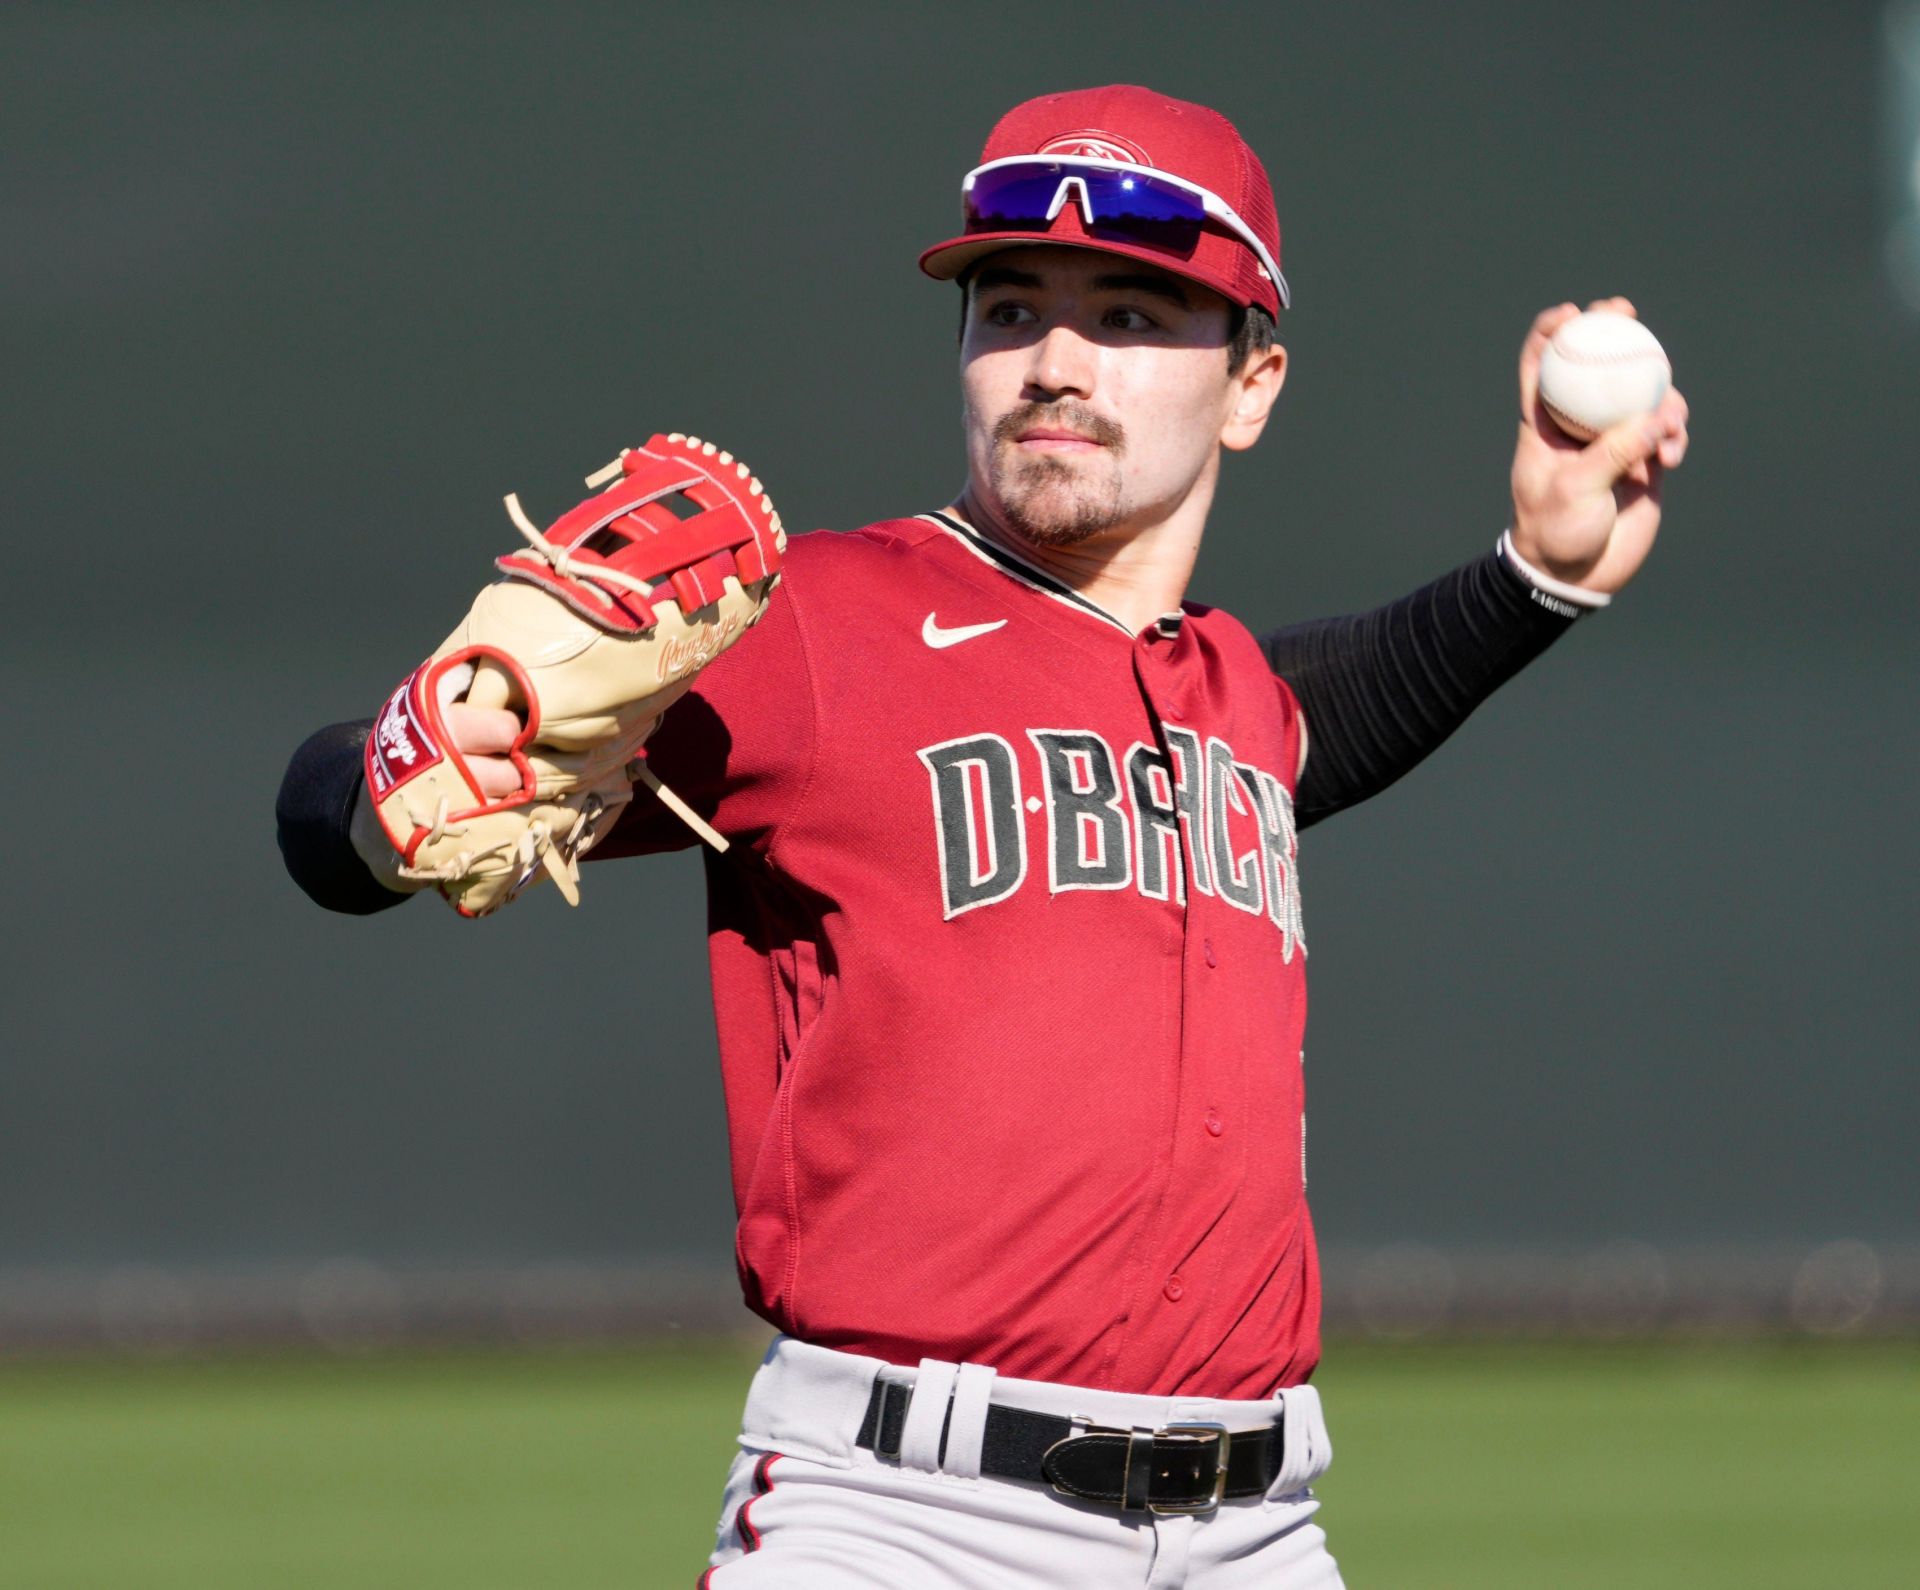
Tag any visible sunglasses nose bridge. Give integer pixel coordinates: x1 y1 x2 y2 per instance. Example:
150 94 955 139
1044 174 1096 227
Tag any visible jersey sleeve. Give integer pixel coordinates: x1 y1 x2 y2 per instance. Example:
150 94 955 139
589 562 818 861
1263 549 1580 829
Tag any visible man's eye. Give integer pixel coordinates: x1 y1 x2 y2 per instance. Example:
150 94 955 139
984 301 1033 326
1105 307 1157 332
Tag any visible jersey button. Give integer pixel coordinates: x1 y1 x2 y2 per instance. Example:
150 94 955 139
1203 939 1217 968
1164 1275 1185 1303
1205 1110 1225 1137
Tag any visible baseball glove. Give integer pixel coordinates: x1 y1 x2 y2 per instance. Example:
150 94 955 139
363 432 786 917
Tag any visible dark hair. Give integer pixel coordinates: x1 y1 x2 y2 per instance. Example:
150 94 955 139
957 273 1278 372
1226 303 1277 373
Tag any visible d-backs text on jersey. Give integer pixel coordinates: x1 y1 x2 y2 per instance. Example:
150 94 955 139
917 725 1304 955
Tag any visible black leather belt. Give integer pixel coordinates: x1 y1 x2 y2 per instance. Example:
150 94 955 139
854 1377 1283 1514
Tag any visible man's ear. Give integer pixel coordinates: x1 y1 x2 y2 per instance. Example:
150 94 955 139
1221 344 1287 453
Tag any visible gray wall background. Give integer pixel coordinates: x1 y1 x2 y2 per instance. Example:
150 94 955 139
3 2 1913 1293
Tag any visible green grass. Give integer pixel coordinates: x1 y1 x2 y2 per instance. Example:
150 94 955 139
1 1338 1914 1588
1316 1340 1920 1589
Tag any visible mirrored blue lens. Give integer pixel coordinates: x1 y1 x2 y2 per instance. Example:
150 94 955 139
966 169 1079 225
965 164 1207 257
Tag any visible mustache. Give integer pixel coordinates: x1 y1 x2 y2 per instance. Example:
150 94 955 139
992 401 1126 453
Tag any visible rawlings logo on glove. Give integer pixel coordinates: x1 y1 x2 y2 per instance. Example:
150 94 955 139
366 433 786 918
368 671 442 791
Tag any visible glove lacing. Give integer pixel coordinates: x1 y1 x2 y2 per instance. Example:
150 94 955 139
396 791 607 889
503 494 655 612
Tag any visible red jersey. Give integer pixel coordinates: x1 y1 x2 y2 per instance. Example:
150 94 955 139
597 511 1314 1399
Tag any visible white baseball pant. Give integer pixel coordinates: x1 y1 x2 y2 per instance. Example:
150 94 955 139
701 1336 1344 1588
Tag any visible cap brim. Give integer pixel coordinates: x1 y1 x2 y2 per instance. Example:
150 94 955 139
919 231 1288 313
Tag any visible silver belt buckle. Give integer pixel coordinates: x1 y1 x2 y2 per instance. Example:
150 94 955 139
1149 1421 1231 1514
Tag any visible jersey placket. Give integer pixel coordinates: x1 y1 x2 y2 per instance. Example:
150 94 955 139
1111 614 1244 1387
916 515 1238 1389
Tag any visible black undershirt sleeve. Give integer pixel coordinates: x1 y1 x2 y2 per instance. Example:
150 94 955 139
1263 549 1582 831
275 719 414 915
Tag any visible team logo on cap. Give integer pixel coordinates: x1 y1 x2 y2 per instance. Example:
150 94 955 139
1038 130 1150 165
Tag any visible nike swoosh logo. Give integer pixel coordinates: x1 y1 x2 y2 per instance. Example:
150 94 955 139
922 613 1008 649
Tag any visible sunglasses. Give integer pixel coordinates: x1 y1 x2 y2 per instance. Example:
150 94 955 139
961 155 1290 308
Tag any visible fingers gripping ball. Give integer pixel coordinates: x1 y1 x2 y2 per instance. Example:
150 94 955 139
365 433 788 917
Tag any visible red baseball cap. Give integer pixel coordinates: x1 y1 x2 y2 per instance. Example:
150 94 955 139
919 84 1287 317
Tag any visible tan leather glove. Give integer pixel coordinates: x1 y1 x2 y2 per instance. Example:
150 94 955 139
364 433 785 917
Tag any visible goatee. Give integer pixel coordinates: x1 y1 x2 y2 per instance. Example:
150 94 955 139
988 401 1128 548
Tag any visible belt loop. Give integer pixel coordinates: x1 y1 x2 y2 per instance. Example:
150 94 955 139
1271 1383 1326 1495
899 1358 960 1473
941 1362 997 1481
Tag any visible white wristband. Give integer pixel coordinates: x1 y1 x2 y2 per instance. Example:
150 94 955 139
1497 529 1611 617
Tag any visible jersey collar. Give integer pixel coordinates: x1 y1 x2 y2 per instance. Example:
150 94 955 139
919 511 1143 639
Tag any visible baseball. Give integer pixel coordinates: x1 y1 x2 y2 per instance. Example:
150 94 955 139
1536 309 1671 441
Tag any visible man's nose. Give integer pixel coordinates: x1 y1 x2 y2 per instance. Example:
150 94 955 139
1022 323 1095 401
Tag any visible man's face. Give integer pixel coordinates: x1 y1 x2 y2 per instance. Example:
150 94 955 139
958 245 1253 548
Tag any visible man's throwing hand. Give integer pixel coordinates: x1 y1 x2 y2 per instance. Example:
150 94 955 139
1510 298 1690 597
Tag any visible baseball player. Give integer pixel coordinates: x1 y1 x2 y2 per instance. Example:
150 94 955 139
278 85 1689 1587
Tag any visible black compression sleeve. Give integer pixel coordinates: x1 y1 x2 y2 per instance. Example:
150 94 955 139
1262 550 1581 830
275 719 414 915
